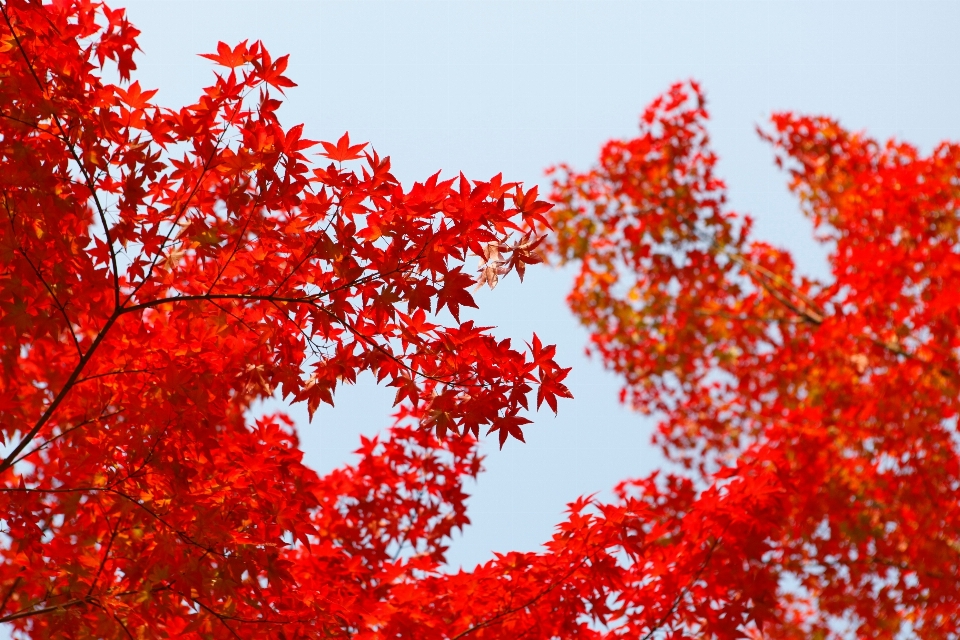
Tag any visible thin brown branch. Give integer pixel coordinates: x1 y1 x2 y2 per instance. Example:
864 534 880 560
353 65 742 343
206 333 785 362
75 368 158 385
87 515 122 597
0 577 22 616
0 596 94 623
0 111 69 143
0 484 222 558
125 92 250 306
13 409 123 468
187 595 243 639
640 534 723 640
15 247 83 356
729 253 824 325
450 554 592 640
0 585 172 625
0 313 119 474
113 613 136 639
0 195 83 357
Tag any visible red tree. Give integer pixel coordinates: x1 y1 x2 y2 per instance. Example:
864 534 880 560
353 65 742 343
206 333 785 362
546 81 960 637
0 0 573 635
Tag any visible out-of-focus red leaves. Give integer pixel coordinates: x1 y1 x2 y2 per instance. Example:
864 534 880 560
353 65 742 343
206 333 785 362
547 79 960 638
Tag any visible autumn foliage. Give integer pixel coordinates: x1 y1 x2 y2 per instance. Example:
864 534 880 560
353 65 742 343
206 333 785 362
1 0 957 638
0 0 572 635
548 81 960 636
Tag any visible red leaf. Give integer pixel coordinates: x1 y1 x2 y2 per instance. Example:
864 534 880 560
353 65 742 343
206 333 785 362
320 132 368 162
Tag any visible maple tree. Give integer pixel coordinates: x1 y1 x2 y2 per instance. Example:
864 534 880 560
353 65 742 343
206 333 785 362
0 0 578 636
546 81 960 637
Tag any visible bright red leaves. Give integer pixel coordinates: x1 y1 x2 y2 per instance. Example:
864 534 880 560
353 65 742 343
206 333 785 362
547 80 960 637
0 0 568 635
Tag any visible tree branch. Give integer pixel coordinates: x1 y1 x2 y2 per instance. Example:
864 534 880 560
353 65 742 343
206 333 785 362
450 554 592 639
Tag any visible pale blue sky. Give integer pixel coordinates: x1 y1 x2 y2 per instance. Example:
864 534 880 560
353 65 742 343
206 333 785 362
110 0 960 572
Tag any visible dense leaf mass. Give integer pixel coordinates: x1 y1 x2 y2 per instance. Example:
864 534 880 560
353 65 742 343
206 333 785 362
548 80 960 637
1 1 954 638
0 0 576 635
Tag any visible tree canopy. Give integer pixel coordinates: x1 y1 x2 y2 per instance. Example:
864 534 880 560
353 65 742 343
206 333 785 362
548 80 960 637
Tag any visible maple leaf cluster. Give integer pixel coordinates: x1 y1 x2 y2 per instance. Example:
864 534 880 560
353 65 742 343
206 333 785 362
0 0 576 635
0 0 955 638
